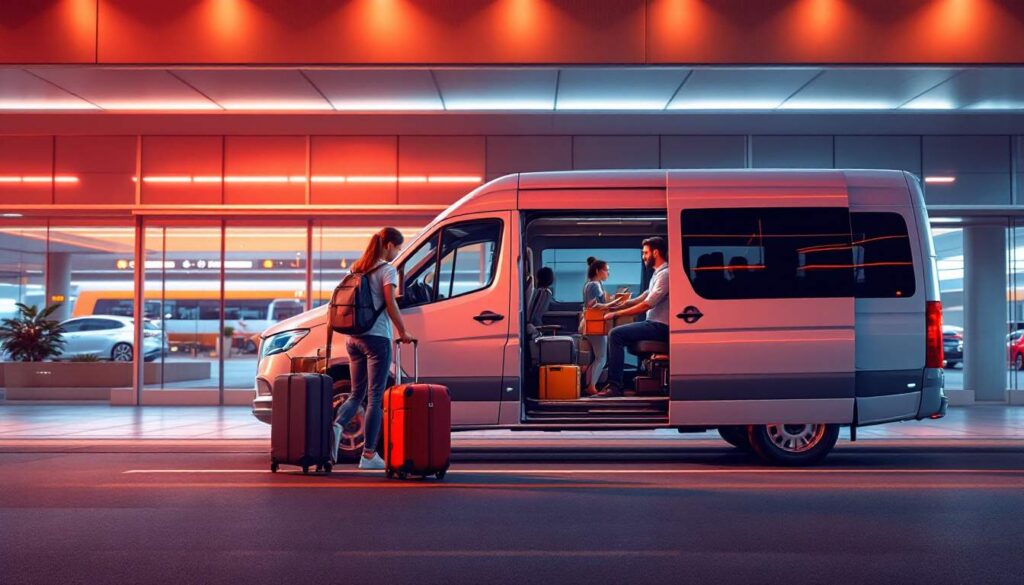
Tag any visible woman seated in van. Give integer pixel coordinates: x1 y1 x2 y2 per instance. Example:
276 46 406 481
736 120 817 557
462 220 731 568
581 257 623 396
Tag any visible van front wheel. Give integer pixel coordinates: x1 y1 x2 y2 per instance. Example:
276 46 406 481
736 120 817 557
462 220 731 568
748 423 839 466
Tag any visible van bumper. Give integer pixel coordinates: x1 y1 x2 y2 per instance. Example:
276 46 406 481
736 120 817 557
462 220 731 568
916 367 946 420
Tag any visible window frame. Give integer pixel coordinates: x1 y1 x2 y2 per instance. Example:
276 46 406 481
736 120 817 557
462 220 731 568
399 218 504 308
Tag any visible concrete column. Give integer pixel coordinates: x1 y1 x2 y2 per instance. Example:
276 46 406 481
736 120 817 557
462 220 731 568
45 252 72 322
963 225 1007 402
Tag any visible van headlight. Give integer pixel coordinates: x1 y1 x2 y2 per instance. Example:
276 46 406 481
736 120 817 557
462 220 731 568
259 329 310 360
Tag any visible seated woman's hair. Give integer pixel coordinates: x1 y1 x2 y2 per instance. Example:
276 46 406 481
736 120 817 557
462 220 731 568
587 258 608 280
536 266 555 288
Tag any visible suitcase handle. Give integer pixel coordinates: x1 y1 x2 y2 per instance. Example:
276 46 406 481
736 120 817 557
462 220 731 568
393 339 419 384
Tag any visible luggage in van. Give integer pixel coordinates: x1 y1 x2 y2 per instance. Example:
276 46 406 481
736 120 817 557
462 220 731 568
536 335 577 365
383 341 451 480
581 307 611 336
270 373 334 474
539 364 580 400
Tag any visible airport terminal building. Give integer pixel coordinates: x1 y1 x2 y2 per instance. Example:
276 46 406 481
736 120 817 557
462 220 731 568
2 1 1024 407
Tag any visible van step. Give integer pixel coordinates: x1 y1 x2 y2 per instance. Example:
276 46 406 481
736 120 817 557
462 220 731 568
523 414 669 425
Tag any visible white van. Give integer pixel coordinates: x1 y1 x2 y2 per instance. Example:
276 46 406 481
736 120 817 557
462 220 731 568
253 170 947 465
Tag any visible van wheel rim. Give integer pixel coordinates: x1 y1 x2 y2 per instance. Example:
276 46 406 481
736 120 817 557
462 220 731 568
112 344 133 361
766 424 825 453
337 403 366 453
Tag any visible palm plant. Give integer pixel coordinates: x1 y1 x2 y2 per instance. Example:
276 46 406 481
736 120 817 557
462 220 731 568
0 303 66 362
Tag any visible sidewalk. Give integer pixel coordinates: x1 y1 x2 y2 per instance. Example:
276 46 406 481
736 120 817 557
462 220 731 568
0 402 1021 441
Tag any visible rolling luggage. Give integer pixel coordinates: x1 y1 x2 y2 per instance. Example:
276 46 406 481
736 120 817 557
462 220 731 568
270 372 335 474
383 341 451 480
536 335 578 365
539 364 581 400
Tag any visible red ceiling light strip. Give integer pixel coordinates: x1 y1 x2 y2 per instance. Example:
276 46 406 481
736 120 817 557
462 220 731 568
0 176 79 184
127 175 483 185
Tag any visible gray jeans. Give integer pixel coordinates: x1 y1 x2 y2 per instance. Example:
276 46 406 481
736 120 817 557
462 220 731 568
585 335 608 388
333 334 391 459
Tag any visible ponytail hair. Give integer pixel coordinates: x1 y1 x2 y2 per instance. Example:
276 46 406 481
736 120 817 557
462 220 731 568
351 227 404 274
587 257 608 280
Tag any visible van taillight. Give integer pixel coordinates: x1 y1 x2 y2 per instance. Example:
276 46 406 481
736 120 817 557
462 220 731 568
926 301 944 369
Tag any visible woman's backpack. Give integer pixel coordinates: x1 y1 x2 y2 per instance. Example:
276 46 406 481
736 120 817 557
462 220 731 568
329 264 385 335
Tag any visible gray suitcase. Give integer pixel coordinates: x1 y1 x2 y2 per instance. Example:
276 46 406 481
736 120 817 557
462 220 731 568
536 335 577 365
270 373 334 474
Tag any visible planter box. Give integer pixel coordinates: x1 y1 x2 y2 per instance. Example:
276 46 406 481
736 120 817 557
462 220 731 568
2 361 211 400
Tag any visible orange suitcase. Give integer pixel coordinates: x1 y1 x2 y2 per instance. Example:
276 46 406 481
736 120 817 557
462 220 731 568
539 365 580 400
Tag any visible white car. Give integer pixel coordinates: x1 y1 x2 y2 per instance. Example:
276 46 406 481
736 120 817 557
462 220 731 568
59 316 167 362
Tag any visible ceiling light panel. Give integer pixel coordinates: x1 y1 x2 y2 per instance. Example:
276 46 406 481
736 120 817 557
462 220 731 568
781 68 956 110
556 68 690 110
171 69 333 111
0 69 97 110
302 69 443 111
905 68 1024 110
433 68 557 110
668 68 820 110
27 68 221 110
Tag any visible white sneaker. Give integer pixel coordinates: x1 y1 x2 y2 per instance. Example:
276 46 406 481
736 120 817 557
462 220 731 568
358 453 385 470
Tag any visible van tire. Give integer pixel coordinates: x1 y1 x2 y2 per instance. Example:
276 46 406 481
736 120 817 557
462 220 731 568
717 426 752 452
747 423 839 466
331 378 384 463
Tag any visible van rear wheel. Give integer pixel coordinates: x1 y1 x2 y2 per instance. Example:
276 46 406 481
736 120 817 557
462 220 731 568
748 423 839 466
717 426 752 452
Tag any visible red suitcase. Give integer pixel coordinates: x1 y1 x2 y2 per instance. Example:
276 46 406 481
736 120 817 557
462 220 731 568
270 373 334 474
383 341 451 480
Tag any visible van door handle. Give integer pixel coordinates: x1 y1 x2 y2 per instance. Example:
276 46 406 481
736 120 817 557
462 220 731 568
677 306 703 324
473 311 505 324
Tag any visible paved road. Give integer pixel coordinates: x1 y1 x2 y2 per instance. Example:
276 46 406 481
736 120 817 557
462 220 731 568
2 440 1023 585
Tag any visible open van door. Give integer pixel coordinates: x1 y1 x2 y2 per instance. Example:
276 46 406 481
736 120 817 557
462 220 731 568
666 171 856 427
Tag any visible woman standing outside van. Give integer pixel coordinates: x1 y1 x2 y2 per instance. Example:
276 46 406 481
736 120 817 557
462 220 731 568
333 227 414 470
582 257 621 396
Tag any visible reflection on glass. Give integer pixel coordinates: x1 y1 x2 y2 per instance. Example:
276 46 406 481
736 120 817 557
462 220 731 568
314 224 424 310
933 226 963 389
224 224 309 389
142 224 222 389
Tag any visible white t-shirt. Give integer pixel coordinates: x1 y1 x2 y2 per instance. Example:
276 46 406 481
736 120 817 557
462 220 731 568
354 260 400 340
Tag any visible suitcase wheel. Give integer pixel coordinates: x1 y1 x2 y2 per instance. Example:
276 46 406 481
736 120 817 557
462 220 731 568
315 464 322 473
385 470 394 479
324 462 333 474
302 465 310 475
435 470 446 480
270 462 279 473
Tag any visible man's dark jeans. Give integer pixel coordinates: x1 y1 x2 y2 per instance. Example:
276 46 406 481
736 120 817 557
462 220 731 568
606 320 669 389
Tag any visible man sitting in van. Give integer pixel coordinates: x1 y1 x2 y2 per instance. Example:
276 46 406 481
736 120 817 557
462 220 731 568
593 236 669 398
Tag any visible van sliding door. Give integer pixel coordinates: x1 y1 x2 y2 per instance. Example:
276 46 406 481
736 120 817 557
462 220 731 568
666 172 856 426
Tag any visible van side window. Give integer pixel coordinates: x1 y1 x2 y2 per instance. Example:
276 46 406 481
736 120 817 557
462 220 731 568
436 220 502 300
850 212 916 298
399 219 502 307
681 207 855 299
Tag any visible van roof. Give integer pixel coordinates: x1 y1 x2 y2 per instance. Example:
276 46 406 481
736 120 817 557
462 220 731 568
438 169 913 221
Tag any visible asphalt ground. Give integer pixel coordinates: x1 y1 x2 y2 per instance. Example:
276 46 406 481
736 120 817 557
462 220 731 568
2 438 1023 585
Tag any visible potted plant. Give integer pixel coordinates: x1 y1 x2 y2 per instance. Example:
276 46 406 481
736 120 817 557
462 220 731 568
0 303 65 362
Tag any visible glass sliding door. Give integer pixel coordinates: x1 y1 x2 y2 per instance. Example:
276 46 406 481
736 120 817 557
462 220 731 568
224 222 310 389
143 221 223 390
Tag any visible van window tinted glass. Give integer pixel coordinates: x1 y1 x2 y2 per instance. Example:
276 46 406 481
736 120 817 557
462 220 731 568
850 212 916 298
681 207 854 299
540 248 643 303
